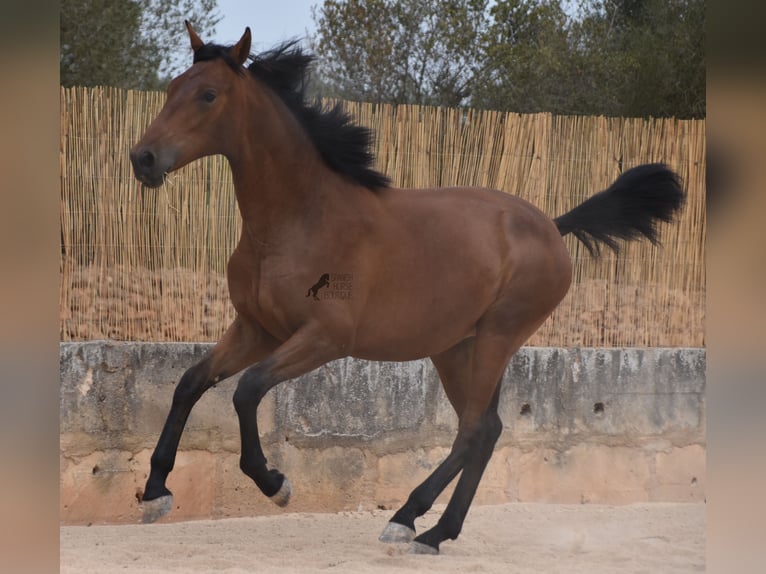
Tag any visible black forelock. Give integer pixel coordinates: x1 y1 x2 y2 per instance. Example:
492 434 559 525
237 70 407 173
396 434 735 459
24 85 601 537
190 40 390 191
192 43 244 73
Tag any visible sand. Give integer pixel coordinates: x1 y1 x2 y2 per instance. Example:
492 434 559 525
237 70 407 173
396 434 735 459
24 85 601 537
60 502 705 573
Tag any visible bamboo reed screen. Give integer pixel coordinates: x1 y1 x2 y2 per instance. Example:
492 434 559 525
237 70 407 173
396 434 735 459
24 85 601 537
60 87 705 346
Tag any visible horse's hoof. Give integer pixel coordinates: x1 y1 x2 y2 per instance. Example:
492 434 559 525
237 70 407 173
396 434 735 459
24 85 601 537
379 522 416 544
141 494 173 524
270 476 292 507
408 541 439 555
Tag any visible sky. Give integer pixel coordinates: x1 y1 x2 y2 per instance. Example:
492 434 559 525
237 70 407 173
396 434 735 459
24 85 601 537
165 1 319 77
212 0 319 51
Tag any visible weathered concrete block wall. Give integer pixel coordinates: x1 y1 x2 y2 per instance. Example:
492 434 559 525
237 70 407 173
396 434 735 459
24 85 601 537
60 342 705 525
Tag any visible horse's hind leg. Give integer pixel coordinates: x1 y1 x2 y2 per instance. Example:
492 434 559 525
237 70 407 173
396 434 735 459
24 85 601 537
408 311 546 554
141 317 276 523
409 385 503 554
379 337 475 544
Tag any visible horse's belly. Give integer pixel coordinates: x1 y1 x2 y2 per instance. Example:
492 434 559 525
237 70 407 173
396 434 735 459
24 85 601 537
350 284 489 361
351 327 477 362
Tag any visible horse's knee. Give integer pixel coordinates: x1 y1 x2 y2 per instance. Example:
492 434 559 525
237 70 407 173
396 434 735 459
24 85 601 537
232 363 275 412
172 361 211 405
232 381 256 414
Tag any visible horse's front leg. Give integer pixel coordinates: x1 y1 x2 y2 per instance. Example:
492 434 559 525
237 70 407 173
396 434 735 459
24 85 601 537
141 317 277 523
232 324 344 505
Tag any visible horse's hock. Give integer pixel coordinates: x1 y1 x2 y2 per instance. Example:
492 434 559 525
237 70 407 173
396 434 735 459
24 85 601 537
59 342 705 525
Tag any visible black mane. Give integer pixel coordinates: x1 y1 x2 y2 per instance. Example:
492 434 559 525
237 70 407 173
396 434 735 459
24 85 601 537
193 41 391 190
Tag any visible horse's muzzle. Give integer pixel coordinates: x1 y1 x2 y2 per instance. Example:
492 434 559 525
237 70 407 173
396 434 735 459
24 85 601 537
130 145 176 188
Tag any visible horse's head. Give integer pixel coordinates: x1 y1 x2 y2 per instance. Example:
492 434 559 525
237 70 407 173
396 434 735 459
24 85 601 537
130 21 252 188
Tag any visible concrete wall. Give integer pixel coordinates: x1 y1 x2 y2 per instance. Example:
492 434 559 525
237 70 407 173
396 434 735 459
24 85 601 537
60 342 705 525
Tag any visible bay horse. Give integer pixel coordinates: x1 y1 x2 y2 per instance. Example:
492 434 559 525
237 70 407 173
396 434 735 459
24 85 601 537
130 22 684 554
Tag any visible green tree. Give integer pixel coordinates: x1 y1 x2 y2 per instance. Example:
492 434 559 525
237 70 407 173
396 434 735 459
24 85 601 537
311 0 489 106
61 0 220 89
619 0 705 118
571 0 705 117
310 0 704 118
471 0 575 113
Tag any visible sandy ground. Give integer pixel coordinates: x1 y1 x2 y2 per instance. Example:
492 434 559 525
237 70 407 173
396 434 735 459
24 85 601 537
60 502 705 573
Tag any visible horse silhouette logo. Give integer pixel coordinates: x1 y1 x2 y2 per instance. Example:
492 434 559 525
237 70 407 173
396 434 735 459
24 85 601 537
306 273 330 301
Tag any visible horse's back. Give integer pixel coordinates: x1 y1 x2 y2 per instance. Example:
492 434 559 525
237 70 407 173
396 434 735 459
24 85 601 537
379 185 571 282
347 185 572 360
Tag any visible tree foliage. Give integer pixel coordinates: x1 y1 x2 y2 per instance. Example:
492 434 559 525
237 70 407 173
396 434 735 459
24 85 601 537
61 0 220 89
311 0 705 118
311 0 489 107
568 0 706 118
472 0 575 113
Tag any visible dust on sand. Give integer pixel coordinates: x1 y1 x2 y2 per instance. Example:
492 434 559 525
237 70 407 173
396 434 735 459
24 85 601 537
60 502 705 573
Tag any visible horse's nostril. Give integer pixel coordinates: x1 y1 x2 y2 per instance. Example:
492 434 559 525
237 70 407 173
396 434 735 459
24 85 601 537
139 150 155 169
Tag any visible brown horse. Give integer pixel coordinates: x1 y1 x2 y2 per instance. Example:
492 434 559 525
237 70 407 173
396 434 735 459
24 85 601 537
130 22 684 554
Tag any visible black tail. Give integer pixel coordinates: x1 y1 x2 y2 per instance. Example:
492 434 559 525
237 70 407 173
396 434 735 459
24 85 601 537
554 163 684 256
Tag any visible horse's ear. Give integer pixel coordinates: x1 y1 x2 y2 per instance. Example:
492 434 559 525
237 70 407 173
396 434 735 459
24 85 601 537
230 27 251 66
185 20 204 53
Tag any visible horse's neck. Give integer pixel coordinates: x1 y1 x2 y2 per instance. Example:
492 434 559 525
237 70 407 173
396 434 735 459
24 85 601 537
227 97 316 229
227 125 361 247
227 89 378 248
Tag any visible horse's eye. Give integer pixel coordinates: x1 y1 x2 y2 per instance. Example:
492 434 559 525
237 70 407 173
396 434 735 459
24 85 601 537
203 90 217 103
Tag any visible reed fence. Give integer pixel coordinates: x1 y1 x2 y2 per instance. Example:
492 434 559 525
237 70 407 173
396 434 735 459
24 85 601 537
60 86 705 346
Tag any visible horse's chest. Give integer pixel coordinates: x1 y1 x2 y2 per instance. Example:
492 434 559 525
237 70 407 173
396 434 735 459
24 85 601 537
227 252 312 339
